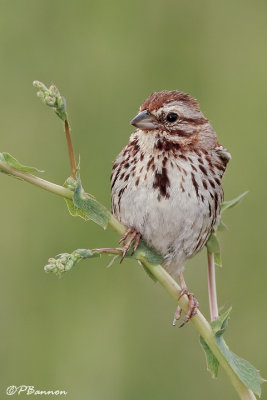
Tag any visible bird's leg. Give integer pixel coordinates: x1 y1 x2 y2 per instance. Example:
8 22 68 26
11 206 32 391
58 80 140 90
119 227 141 263
173 273 199 327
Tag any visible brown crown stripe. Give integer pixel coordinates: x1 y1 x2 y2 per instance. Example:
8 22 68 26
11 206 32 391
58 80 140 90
140 90 200 112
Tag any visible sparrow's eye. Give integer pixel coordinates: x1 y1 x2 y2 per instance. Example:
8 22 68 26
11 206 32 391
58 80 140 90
166 112 178 123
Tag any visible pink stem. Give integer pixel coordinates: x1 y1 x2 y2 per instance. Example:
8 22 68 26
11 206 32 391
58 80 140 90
207 251 219 321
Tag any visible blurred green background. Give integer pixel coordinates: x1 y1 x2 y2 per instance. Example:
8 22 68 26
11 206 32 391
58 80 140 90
0 1 266 399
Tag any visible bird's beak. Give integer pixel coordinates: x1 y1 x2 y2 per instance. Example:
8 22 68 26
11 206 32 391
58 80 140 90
130 110 157 130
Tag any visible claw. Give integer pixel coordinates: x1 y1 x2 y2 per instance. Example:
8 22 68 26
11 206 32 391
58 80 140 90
179 291 199 328
172 273 199 328
172 305 182 326
119 228 132 244
131 232 141 255
119 228 142 263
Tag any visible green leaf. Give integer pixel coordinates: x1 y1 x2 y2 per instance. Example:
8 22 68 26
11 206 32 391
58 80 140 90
220 191 248 214
216 220 228 232
206 233 222 266
200 308 232 379
135 241 164 265
63 176 90 219
72 175 109 229
214 336 264 397
208 307 264 396
64 196 90 221
0 152 43 174
211 307 232 335
63 175 109 228
200 336 219 378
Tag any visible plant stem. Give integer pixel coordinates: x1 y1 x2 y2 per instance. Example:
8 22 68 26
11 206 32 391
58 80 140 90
0 160 256 400
139 257 256 400
64 120 77 178
0 161 73 200
207 251 219 321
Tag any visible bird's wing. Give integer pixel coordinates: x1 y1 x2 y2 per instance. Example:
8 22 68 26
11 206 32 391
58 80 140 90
214 145 231 166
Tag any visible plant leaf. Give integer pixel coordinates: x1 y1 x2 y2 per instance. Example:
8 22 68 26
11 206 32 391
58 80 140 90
135 241 164 265
209 307 264 396
200 336 219 378
64 197 90 221
0 152 43 174
220 192 248 214
211 307 232 335
217 220 228 232
214 336 264 397
206 233 222 266
200 307 264 395
72 175 109 229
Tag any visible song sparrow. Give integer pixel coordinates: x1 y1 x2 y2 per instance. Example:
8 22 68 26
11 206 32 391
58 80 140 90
111 90 230 324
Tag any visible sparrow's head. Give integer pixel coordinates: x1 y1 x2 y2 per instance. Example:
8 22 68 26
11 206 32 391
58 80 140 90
131 90 216 146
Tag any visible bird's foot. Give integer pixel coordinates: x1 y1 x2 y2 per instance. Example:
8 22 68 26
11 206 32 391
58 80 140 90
172 290 199 327
172 273 199 327
119 227 141 263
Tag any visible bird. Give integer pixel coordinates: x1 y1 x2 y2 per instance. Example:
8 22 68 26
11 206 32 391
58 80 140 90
111 90 231 325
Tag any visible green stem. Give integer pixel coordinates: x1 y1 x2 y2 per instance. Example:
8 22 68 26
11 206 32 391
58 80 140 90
0 161 73 199
139 257 256 400
0 160 256 400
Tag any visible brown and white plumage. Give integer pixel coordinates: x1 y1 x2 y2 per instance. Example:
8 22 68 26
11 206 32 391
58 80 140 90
111 90 230 277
